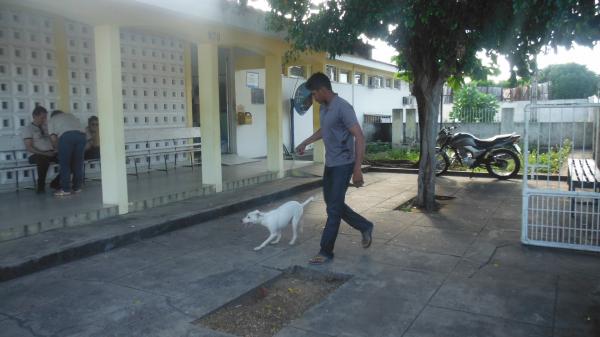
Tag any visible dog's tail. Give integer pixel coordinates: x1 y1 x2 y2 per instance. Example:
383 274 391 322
301 196 314 207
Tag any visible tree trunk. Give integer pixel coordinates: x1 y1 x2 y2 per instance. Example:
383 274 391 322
413 77 444 211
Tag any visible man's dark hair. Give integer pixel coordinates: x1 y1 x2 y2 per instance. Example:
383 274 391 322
32 106 48 117
51 110 64 118
88 116 98 125
306 72 332 91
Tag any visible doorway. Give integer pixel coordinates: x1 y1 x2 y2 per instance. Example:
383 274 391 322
190 45 236 154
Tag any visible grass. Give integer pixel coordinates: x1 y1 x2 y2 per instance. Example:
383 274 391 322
365 147 420 162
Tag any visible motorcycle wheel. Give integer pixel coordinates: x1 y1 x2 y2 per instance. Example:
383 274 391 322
485 149 520 179
435 148 450 176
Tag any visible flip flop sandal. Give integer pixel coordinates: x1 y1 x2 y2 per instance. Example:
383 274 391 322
308 255 332 265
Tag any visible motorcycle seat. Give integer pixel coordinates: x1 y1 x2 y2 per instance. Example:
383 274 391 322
474 133 517 146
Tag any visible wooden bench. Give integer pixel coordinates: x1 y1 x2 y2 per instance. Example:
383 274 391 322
567 158 600 214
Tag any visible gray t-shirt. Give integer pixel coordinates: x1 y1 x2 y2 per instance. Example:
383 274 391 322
48 112 84 138
320 95 360 167
22 123 54 152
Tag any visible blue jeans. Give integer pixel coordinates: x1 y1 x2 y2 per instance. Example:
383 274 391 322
58 131 86 192
319 162 373 258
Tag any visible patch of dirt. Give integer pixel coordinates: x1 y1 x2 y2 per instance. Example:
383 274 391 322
395 195 456 213
195 267 348 337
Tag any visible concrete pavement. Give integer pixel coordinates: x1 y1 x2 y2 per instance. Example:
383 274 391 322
0 172 599 337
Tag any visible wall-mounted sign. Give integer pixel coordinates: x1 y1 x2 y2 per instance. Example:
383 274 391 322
251 88 264 104
246 71 259 88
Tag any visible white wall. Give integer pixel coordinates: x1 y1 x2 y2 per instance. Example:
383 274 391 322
350 84 405 122
234 69 267 158
235 72 411 157
280 79 408 150
442 98 594 123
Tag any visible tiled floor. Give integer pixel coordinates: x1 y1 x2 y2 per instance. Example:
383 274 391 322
0 158 316 235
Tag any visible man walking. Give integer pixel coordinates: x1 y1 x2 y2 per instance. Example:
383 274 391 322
295 72 374 264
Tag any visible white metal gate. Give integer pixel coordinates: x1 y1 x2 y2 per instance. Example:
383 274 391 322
522 102 600 252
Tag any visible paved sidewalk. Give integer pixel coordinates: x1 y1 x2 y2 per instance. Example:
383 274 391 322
1 172 599 337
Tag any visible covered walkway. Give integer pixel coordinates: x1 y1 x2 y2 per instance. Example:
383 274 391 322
0 158 316 241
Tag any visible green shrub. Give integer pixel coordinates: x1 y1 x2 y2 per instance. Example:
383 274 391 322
527 139 572 174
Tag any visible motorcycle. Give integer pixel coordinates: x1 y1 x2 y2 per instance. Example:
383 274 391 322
435 125 522 179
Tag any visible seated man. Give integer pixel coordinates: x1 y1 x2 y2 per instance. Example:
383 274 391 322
84 116 100 160
21 106 59 193
48 110 87 196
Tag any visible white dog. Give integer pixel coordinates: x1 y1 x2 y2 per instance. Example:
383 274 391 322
242 197 314 251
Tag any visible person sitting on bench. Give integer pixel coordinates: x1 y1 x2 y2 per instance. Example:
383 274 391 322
21 106 59 193
84 116 100 160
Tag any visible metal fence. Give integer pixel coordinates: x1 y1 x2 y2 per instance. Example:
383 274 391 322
448 107 501 123
522 102 600 252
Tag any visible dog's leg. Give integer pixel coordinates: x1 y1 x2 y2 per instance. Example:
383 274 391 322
289 216 300 245
270 232 282 244
254 233 277 251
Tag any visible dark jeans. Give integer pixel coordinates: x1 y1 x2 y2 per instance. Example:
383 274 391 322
319 162 373 259
58 131 86 192
28 154 58 191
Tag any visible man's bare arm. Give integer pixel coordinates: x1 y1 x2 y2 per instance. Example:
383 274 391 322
348 123 365 187
24 138 55 156
50 134 58 149
295 128 323 154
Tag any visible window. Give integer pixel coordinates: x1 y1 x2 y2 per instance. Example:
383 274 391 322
394 79 401 90
288 65 305 78
385 78 392 88
354 72 365 85
368 76 383 88
339 70 350 84
326 65 337 82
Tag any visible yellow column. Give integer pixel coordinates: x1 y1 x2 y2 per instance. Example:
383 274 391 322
197 43 223 192
311 62 326 163
52 16 69 112
94 25 128 214
184 43 193 127
265 53 284 178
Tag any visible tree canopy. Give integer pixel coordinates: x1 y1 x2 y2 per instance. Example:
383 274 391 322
450 83 499 123
539 63 600 99
265 0 600 210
